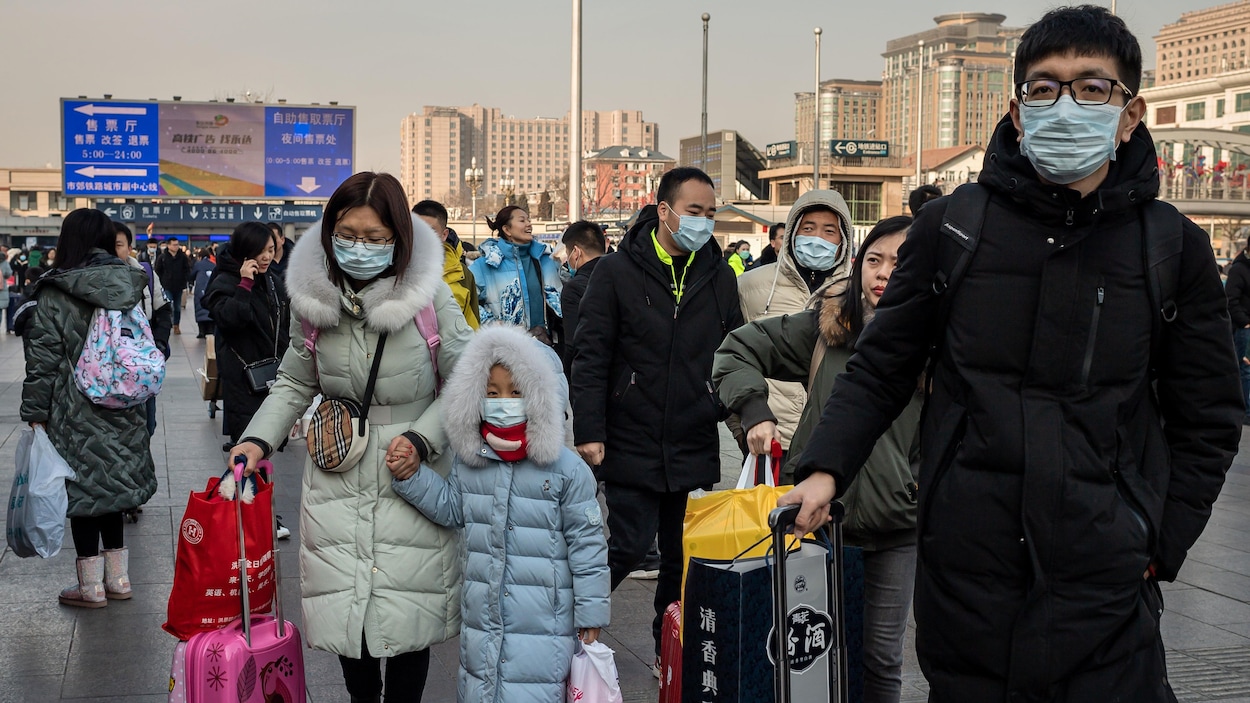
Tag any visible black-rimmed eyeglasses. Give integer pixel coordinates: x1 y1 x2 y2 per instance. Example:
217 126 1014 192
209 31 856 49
1014 78 1134 108
333 232 395 251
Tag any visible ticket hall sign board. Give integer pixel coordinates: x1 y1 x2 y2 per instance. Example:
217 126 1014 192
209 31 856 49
61 99 355 199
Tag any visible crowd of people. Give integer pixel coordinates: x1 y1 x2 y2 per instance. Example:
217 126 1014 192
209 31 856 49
13 7 1250 703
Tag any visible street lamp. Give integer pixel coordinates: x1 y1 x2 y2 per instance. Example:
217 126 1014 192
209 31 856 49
916 39 925 190
463 156 483 243
702 12 710 171
500 169 516 207
814 27 822 191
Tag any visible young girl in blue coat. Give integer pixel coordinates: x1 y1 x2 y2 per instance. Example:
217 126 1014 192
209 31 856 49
393 324 610 703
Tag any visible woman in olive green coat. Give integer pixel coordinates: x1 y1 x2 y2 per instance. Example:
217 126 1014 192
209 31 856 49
713 215 919 703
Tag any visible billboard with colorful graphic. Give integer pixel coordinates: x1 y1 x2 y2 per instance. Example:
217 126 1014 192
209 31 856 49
62 98 355 199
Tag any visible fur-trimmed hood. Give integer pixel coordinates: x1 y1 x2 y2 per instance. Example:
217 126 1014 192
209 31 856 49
814 285 855 349
284 214 445 333
441 324 568 468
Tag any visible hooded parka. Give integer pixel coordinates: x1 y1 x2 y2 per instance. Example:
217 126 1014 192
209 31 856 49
793 117 1243 701
469 237 562 329
734 190 853 450
715 288 921 550
571 205 744 492
202 249 291 441
240 217 474 659
20 251 157 517
394 325 610 703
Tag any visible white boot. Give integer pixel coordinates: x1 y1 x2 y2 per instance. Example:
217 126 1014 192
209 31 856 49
102 547 132 600
59 556 107 609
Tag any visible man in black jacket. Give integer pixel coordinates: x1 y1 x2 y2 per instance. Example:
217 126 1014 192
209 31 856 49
1225 239 1250 419
572 167 742 668
559 220 607 378
782 8 1242 702
154 236 192 334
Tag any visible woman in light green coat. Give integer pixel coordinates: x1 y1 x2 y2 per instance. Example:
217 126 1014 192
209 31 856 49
231 172 473 703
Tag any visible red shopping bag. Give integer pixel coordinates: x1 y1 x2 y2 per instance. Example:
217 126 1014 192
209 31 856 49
162 473 276 640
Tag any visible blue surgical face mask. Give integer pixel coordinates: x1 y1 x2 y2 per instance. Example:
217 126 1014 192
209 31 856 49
332 239 394 281
1019 94 1126 185
791 235 841 272
663 203 715 253
481 397 527 428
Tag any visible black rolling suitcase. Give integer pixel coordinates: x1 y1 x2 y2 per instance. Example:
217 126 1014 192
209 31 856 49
768 502 849 703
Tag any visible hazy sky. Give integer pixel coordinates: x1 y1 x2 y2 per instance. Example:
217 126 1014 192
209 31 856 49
0 0 1223 177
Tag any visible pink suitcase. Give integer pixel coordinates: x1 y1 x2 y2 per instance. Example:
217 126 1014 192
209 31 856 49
170 462 305 703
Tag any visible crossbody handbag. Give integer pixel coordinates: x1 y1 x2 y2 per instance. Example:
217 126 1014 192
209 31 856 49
307 333 387 473
230 277 283 394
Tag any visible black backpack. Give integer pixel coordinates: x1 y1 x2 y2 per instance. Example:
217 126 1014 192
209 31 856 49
928 183 1184 380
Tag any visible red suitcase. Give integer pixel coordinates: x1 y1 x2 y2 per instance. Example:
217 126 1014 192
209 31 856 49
659 601 682 703
170 462 306 703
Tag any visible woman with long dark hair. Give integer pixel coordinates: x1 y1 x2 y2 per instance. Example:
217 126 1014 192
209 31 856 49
20 208 156 608
469 205 562 341
202 222 291 445
713 215 921 703
228 172 473 702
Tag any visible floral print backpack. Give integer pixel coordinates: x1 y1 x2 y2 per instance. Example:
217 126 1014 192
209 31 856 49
73 307 166 409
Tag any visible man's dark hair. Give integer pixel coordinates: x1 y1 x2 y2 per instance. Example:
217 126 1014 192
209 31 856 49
113 221 134 246
562 220 606 255
656 167 714 207
412 199 450 230
267 222 283 238
1014 5 1143 95
908 185 944 216
769 223 784 241
165 236 180 244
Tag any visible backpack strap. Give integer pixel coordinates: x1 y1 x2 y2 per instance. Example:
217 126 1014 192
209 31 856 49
414 304 442 394
1140 199 1184 379
927 184 990 378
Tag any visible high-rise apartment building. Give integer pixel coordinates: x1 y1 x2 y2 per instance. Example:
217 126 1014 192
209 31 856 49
881 13 1023 158
794 79 884 159
679 130 768 202
1155 0 1250 87
400 106 658 208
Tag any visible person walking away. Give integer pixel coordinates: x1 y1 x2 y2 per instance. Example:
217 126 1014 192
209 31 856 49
393 324 609 703
413 199 480 329
155 236 192 334
558 220 607 378
732 189 853 468
191 248 216 339
227 172 473 703
780 8 1243 701
20 209 156 608
469 206 562 343
1224 236 1250 423
715 216 918 702
571 166 743 674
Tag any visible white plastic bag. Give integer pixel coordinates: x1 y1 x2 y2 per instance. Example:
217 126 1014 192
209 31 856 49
567 640 622 703
735 452 778 489
6 426 75 558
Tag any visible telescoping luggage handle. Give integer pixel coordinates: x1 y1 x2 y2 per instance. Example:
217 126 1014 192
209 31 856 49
768 501 847 703
229 459 285 648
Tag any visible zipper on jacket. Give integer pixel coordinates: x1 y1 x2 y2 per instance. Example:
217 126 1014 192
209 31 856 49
1080 281 1104 385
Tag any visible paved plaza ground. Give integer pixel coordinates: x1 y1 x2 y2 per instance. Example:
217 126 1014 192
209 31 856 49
2 327 1250 701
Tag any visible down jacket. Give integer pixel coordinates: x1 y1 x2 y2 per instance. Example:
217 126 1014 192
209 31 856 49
733 189 853 450
240 216 474 659
793 118 1243 701
714 287 921 550
394 325 610 703
469 237 562 329
20 251 156 517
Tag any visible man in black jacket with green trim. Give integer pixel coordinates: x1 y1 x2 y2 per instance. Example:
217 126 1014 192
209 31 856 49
781 7 1242 702
571 167 742 669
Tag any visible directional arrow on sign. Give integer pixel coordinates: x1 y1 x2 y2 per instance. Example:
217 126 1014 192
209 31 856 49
253 207 264 220
189 207 200 219
103 208 118 218
834 143 846 155
296 177 321 194
76 166 148 178
73 104 148 117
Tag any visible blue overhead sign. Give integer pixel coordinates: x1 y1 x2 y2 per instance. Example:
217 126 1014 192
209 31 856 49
766 141 797 159
830 140 890 158
96 202 322 224
63 100 161 196
62 98 355 199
